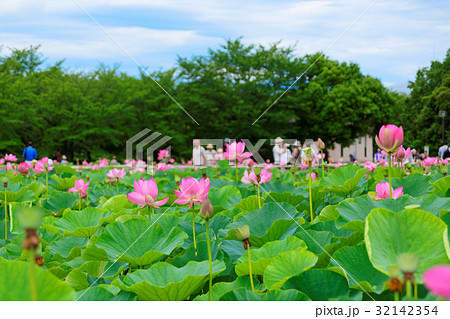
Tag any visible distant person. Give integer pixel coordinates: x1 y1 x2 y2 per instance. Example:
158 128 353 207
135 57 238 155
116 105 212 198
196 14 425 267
291 141 301 164
349 154 356 163
61 155 69 164
22 141 37 163
438 141 448 159
204 144 217 166
322 146 329 163
111 156 118 165
273 137 287 165
215 148 224 161
420 151 428 160
53 150 62 162
374 148 383 162
192 139 206 166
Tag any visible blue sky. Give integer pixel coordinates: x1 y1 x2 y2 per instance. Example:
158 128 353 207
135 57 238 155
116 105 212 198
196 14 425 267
1 0 449 92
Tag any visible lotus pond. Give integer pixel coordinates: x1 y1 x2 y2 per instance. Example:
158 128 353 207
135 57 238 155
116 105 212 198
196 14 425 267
0 159 449 301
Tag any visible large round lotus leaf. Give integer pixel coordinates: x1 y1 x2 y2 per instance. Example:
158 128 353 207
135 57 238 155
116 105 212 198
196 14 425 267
48 237 89 260
263 248 317 289
365 208 450 282
76 285 135 301
102 194 134 212
295 229 336 254
114 260 226 300
43 191 77 213
170 239 222 268
259 181 303 196
219 287 310 301
336 194 450 233
282 269 350 300
264 192 306 208
430 175 450 196
208 185 242 209
224 202 300 247
65 261 126 291
0 258 75 300
96 219 187 266
319 166 367 197
329 244 388 294
54 207 114 237
194 276 254 301
390 173 432 197
235 236 307 276
234 195 265 212
50 175 77 191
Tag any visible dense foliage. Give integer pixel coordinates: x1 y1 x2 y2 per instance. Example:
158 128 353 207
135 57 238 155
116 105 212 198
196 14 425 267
0 160 449 301
1 40 402 160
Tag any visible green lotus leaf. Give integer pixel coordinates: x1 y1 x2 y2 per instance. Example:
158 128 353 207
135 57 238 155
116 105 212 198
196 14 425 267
429 175 450 197
50 175 78 191
76 285 135 301
43 191 77 214
329 243 388 294
224 202 300 247
320 166 367 197
102 194 135 212
336 194 450 233
209 185 242 209
48 237 89 260
264 192 306 208
235 236 307 276
365 208 450 282
54 207 113 237
96 219 187 265
0 188 27 203
259 182 304 196
170 238 222 268
234 195 265 212
295 229 336 254
0 257 75 300
219 287 310 301
25 182 47 198
263 248 318 289
114 260 226 300
282 269 350 300
390 173 432 197
194 276 254 301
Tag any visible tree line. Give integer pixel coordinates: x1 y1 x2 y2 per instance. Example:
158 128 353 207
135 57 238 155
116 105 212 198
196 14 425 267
0 40 448 161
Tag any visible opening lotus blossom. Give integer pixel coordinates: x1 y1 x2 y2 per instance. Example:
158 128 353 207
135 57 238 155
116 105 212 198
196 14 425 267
174 177 210 208
68 179 90 199
127 178 169 209
375 125 404 153
374 182 403 200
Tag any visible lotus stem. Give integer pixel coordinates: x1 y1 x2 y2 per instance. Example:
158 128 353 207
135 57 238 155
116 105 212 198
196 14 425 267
257 184 261 209
29 249 37 301
45 171 49 198
235 161 238 182
406 279 412 298
394 291 399 301
192 207 197 256
414 281 418 299
321 149 324 177
4 191 7 240
116 181 119 193
388 153 393 198
308 163 314 222
247 246 255 292
205 220 213 301
78 192 81 211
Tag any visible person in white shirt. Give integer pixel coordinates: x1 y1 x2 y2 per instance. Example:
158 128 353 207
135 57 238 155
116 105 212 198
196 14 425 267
204 144 217 166
272 137 286 164
192 139 207 166
438 142 448 159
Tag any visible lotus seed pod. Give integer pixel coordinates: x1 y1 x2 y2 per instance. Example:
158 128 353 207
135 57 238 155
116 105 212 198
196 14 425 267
397 253 420 274
234 225 250 241
199 198 214 220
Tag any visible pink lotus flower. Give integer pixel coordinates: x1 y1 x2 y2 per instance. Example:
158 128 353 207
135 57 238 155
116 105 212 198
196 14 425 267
421 157 439 167
223 141 253 163
334 162 341 168
0 158 4 164
363 161 377 172
169 158 175 163
374 182 403 200
157 149 170 160
241 158 255 167
99 158 109 168
394 146 406 161
69 179 90 198
6 162 13 171
34 161 45 174
241 169 272 185
264 163 274 170
424 265 450 299
106 168 126 181
178 166 185 170
5 154 17 162
375 125 404 153
187 160 192 165
405 147 412 159
440 159 449 165
92 164 99 171
280 161 287 166
266 159 271 163
82 160 88 166
127 178 169 209
174 177 210 208
156 163 173 171
317 138 325 150
306 172 317 180
300 163 309 170
18 162 29 175
130 167 146 174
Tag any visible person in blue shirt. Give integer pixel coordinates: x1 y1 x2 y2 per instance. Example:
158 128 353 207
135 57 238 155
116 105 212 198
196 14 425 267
23 141 38 163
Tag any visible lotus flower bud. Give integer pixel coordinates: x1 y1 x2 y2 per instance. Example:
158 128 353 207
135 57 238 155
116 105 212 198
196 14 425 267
395 146 406 161
234 225 250 241
18 162 29 175
199 198 214 220
397 253 420 274
318 138 325 150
